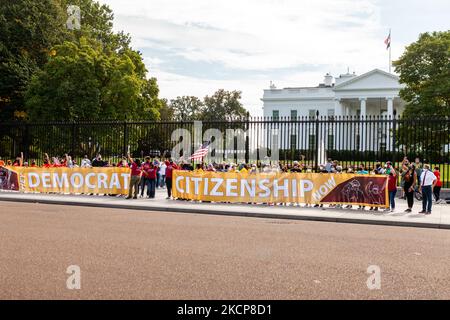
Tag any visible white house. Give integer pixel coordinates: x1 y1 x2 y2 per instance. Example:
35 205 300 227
262 69 405 120
260 69 406 155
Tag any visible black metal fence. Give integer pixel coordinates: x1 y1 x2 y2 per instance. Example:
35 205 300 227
1 115 449 185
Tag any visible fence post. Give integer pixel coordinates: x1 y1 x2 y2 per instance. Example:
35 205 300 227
392 110 397 166
123 120 128 156
245 112 250 163
315 110 320 172
24 122 30 160
71 121 76 156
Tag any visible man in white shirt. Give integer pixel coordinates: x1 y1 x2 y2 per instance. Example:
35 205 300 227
159 161 166 188
80 155 92 168
419 164 437 214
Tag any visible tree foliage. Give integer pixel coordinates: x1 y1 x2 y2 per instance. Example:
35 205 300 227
0 0 162 121
168 90 249 121
201 89 248 121
0 0 69 120
169 96 204 121
394 31 450 117
25 39 160 120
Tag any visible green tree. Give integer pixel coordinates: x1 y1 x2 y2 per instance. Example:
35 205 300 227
169 96 204 120
201 89 248 121
0 0 69 120
158 98 175 121
0 0 161 121
25 38 160 121
394 31 450 117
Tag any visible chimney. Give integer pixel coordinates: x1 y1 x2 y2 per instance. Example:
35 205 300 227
324 73 333 87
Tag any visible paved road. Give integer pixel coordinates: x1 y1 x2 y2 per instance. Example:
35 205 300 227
1 201 450 299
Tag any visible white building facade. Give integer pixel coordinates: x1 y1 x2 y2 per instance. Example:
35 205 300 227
261 69 406 155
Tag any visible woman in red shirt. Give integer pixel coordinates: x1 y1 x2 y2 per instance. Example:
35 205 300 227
146 163 157 199
12 152 23 167
386 162 397 212
433 166 442 202
164 160 178 199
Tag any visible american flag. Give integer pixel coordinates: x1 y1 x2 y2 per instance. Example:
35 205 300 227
189 141 210 160
384 31 391 50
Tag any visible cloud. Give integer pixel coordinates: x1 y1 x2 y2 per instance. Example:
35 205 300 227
97 0 450 115
107 0 385 71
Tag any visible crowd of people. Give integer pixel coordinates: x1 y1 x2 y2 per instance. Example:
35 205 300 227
0 152 444 214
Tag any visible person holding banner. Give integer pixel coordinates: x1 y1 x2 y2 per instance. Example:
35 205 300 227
126 152 142 200
12 152 23 166
165 160 177 199
140 157 152 198
148 163 157 198
385 161 398 212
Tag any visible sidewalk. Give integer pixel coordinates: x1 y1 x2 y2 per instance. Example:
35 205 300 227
0 189 449 229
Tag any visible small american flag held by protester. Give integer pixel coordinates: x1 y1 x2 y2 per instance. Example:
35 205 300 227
189 141 211 160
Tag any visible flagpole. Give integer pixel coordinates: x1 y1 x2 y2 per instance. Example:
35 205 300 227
389 28 392 73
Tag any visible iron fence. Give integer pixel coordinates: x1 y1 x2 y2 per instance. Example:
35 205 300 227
1 115 449 186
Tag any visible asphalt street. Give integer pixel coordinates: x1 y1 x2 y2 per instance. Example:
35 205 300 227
1 201 449 299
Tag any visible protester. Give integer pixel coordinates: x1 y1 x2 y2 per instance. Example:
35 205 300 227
140 157 152 198
385 161 397 212
81 155 92 168
373 162 383 174
146 162 157 199
92 154 106 167
415 157 423 185
159 161 167 188
12 152 23 166
400 157 410 199
165 160 177 199
403 164 417 213
433 166 442 203
126 152 142 200
4 151 448 213
419 164 437 214
117 156 129 168
42 153 52 168
152 159 160 188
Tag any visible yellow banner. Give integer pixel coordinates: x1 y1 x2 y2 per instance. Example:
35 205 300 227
173 171 389 207
8 167 131 195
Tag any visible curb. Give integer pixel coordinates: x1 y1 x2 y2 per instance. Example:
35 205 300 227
0 195 448 230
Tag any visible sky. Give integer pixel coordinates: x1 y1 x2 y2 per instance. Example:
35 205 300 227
98 0 450 115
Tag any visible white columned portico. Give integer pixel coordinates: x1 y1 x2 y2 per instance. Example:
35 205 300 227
334 98 344 117
387 97 394 118
359 98 367 151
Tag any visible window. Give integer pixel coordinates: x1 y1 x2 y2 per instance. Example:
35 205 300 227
272 110 279 120
290 110 297 119
308 110 316 118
